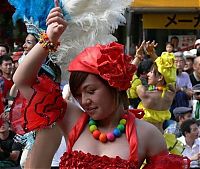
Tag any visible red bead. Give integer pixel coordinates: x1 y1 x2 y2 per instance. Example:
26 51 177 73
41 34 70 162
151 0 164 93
92 130 101 139
121 113 128 119
99 133 107 143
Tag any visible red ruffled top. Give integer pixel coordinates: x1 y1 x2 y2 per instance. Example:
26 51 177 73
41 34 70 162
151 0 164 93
143 151 190 169
10 75 67 134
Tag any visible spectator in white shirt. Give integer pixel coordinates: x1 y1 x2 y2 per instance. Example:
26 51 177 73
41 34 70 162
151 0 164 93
178 119 200 168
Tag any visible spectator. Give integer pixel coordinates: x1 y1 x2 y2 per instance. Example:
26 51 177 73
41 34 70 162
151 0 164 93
0 55 14 106
183 50 196 75
0 120 23 168
11 51 23 74
190 56 200 86
191 84 200 120
178 119 200 168
170 54 193 118
170 36 181 52
165 107 193 138
165 42 174 53
0 44 9 57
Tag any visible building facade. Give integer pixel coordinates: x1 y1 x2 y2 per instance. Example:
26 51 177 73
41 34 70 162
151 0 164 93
127 0 200 55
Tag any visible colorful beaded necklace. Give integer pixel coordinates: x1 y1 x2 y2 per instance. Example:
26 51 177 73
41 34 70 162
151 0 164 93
88 114 128 143
148 85 167 98
148 85 164 91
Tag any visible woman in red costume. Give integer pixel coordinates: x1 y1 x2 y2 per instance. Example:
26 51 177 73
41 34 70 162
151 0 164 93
10 3 190 169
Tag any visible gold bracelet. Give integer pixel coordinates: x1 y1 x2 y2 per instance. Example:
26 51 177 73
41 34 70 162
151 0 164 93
39 32 60 52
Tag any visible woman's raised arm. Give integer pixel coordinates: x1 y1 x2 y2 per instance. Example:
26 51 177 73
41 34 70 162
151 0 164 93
13 5 67 100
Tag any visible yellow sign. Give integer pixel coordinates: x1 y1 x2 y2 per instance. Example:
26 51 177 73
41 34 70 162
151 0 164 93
143 14 200 29
131 0 200 8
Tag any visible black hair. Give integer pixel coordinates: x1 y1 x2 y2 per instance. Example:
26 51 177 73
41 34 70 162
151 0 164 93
170 36 179 41
30 33 39 43
197 48 200 56
165 42 174 48
136 59 153 77
180 118 197 137
0 44 10 54
0 54 13 65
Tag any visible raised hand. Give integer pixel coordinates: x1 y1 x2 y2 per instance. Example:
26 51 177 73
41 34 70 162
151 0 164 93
135 40 145 60
46 0 67 43
131 41 145 65
144 40 157 55
143 40 158 60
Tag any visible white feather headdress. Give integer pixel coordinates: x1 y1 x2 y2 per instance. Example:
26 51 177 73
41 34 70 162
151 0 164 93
56 0 132 80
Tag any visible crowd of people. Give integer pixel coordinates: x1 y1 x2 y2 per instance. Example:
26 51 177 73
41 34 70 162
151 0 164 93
0 0 199 169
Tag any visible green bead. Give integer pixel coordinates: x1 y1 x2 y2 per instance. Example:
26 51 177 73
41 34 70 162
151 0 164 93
119 119 126 125
117 124 125 132
89 119 96 126
89 125 97 133
148 85 153 91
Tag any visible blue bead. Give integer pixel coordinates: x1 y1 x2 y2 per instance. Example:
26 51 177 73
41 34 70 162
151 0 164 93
89 119 96 126
113 128 121 137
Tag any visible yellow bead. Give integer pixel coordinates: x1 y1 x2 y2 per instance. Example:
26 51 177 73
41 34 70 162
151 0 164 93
119 119 126 125
89 125 97 133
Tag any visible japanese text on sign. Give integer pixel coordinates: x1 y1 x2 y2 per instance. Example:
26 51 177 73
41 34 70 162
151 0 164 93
143 14 200 29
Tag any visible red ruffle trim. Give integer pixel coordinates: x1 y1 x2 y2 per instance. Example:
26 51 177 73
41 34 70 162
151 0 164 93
10 75 67 134
128 109 144 119
59 150 137 169
143 152 190 169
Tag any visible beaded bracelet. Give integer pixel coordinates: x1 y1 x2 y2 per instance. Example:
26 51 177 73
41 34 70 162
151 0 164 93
39 32 60 52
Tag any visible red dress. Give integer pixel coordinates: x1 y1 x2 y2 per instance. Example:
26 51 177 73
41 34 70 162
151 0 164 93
59 112 139 169
59 112 190 169
10 75 190 168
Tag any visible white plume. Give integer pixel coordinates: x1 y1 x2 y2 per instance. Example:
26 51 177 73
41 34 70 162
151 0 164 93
56 0 132 80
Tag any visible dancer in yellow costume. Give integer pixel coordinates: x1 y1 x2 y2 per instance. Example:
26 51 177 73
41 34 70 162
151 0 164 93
132 41 184 156
132 41 176 132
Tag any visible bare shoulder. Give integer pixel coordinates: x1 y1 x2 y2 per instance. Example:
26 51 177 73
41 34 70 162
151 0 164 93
135 119 167 157
135 118 161 137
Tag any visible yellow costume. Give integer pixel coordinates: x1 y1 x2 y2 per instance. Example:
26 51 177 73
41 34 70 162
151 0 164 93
138 102 171 123
164 133 184 155
155 52 176 85
138 52 176 123
127 74 142 99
